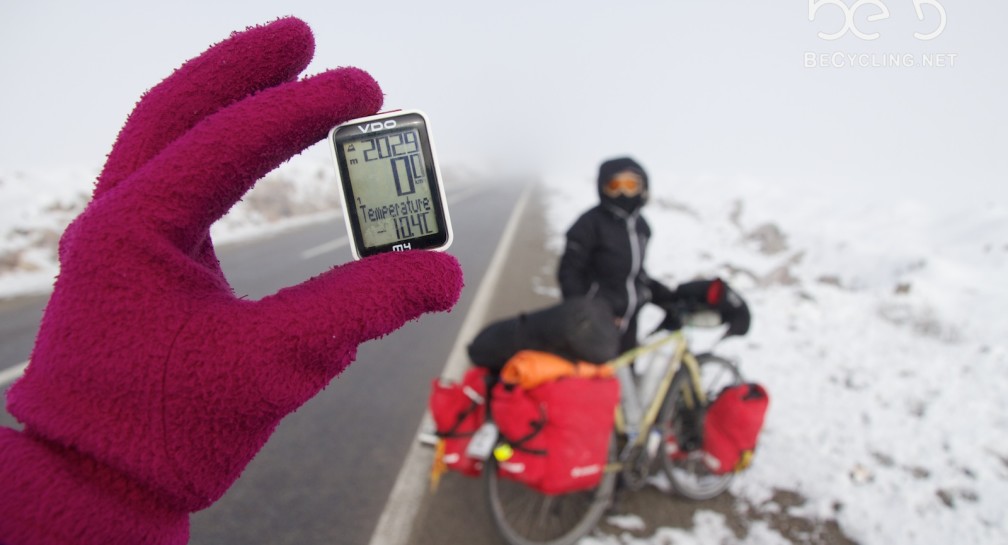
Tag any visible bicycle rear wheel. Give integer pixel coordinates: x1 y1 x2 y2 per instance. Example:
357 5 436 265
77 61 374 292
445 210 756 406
660 353 742 500
485 439 617 545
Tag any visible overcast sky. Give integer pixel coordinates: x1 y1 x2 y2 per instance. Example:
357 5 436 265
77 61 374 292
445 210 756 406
1 1 1005 205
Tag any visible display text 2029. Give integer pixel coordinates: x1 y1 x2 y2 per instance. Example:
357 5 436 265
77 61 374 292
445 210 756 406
357 129 426 198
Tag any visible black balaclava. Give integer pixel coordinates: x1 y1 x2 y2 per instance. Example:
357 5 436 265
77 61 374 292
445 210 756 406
597 157 649 214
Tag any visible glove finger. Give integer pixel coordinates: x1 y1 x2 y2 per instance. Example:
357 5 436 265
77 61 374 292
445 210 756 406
111 67 382 251
254 251 464 366
96 17 316 199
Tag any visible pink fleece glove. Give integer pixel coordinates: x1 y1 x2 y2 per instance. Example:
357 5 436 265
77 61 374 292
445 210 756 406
0 17 462 545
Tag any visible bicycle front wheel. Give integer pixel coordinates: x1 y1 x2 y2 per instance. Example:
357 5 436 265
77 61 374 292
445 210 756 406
485 439 617 545
659 353 742 501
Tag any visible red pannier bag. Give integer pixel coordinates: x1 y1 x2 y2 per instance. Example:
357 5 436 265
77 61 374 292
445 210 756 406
702 383 769 474
490 375 619 495
428 367 490 477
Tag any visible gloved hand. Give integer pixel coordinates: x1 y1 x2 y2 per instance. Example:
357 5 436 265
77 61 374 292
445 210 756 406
0 17 463 545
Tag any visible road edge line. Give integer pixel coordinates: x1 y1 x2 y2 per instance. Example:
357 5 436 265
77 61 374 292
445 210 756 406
0 361 29 388
366 184 533 545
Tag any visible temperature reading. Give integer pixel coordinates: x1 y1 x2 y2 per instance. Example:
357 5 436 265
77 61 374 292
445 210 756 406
394 211 435 240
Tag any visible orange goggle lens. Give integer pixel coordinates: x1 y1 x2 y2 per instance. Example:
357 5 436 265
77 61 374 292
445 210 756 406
603 174 643 197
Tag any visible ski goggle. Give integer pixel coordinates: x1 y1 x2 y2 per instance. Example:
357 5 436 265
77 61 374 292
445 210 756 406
602 172 644 197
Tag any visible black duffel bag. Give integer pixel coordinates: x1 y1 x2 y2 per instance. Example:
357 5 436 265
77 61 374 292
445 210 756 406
467 297 619 372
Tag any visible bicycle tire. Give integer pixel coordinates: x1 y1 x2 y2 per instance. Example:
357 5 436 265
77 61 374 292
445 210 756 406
484 437 617 545
659 353 742 501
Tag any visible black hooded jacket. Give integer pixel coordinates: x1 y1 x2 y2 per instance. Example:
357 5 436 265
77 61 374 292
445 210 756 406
557 158 674 329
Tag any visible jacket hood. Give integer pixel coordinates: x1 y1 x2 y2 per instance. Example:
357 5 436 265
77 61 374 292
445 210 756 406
597 157 649 212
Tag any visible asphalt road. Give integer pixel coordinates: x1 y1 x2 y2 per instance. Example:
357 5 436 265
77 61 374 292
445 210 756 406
0 292 45 373
0 178 545 544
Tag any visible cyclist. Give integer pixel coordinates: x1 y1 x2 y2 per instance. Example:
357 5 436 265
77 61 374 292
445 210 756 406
557 157 676 354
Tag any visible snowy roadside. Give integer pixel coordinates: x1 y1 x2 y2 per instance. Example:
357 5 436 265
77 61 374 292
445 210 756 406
539 173 1008 545
0 156 344 299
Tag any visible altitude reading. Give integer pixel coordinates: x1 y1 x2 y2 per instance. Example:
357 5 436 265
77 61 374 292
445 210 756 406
329 110 452 259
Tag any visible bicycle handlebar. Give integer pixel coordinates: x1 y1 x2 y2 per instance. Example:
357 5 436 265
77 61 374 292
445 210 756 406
651 286 751 339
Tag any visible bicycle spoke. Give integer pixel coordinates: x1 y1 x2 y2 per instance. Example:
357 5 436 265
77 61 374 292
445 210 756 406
486 439 617 545
705 366 729 393
537 496 556 535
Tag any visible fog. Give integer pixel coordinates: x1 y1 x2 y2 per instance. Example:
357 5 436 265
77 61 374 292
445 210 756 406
2 1 1005 205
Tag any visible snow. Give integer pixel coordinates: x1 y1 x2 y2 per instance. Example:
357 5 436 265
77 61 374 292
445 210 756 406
586 511 791 545
541 172 1008 545
2 159 1006 544
0 154 341 299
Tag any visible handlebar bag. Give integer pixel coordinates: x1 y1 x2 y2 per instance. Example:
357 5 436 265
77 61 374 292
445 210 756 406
702 383 769 474
491 376 619 495
428 367 491 477
672 278 751 337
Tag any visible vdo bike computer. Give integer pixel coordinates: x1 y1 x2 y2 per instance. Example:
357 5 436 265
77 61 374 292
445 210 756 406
328 110 453 260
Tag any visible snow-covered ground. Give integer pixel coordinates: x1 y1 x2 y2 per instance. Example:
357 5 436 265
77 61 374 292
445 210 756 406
2 160 1006 544
0 155 343 299
540 173 1008 544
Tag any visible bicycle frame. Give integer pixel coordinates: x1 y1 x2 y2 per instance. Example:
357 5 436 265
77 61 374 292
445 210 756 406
609 330 709 455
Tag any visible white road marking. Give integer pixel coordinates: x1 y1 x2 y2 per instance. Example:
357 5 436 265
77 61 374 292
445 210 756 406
446 185 482 207
366 185 533 545
299 236 349 260
0 361 29 388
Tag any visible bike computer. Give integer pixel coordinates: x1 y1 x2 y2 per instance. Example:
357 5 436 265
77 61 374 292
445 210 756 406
328 110 452 260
